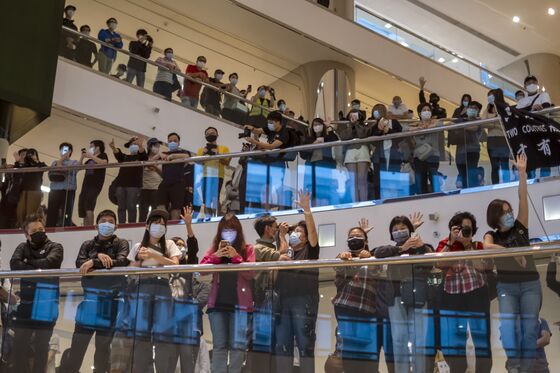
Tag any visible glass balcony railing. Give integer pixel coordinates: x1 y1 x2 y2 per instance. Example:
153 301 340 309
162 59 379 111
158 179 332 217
347 4 523 99
1 107 559 230
1 243 559 372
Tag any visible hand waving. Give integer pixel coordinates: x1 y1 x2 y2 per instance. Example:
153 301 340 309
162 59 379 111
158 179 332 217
514 153 527 174
181 205 194 225
295 190 311 212
409 212 424 230
358 218 374 234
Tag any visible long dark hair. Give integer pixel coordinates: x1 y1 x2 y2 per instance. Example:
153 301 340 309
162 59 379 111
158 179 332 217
308 118 327 141
347 226 369 252
141 216 167 254
212 213 247 259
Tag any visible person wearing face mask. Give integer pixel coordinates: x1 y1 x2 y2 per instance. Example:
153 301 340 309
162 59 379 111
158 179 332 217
388 96 412 120
181 56 209 109
337 101 372 202
157 132 191 220
374 214 433 373
117 209 181 373
370 104 403 199
200 213 255 373
274 191 320 373
109 137 148 224
201 69 225 116
46 142 79 227
139 138 163 222
74 25 98 68
436 212 493 373
276 99 288 114
196 127 230 217
60 5 78 60
248 86 276 129
419 76 447 119
154 47 180 101
59 210 129 373
451 101 484 189
300 118 340 206
10 213 64 373
78 140 109 226
452 94 472 119
332 227 383 371
126 29 153 88
111 63 127 80
517 75 552 179
97 18 123 74
409 103 444 195
484 154 541 373
484 89 511 184
222 73 251 125
515 90 526 103
15 148 47 227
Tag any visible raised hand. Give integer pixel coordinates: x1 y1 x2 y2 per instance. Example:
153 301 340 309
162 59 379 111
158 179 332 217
295 190 312 212
409 212 424 230
419 76 427 89
181 205 194 225
514 153 527 173
358 218 374 234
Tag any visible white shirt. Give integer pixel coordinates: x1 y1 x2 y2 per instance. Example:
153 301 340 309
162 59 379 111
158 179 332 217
516 92 551 111
128 240 181 267
388 103 409 117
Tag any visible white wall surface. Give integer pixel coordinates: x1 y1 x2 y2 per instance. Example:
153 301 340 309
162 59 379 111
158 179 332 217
233 0 494 104
1 178 559 270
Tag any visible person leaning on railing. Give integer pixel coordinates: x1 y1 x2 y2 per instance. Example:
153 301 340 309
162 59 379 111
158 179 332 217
75 25 98 68
97 18 123 75
181 56 209 109
9 213 63 373
222 72 251 125
126 29 153 88
153 48 181 101
484 89 511 185
59 209 129 373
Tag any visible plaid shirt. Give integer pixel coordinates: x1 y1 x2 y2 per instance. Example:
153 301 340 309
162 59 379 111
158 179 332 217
436 239 486 294
332 260 378 315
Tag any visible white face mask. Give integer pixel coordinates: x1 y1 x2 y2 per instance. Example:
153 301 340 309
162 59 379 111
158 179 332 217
66 10 75 18
526 84 539 94
165 53 174 60
267 122 276 131
149 223 166 239
373 110 381 119
289 231 302 247
421 111 432 121
215 74 224 81
197 61 206 69
108 22 117 31
230 78 238 85
150 146 160 155
88 147 96 156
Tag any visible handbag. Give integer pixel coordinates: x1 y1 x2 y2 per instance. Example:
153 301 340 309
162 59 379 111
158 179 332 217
414 143 433 161
169 274 187 300
171 73 181 92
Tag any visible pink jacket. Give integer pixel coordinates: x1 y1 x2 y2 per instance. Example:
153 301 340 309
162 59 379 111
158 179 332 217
201 244 255 312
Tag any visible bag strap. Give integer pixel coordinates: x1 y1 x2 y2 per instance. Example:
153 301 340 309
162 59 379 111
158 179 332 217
529 93 541 108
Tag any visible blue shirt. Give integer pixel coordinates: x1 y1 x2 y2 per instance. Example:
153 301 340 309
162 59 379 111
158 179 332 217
98 29 123 60
49 159 79 191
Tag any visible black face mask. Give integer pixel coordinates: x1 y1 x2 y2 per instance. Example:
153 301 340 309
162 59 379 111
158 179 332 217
206 135 217 143
30 231 47 246
347 237 365 252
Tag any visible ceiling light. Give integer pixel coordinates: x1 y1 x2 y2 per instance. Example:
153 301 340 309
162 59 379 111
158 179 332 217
317 89 320 94
41 185 51 193
488 74 493 79
400 41 409 47
437 57 446 63
348 92 351 96
512 16 520 23
384 23 393 29
320 81 324 88
548 8 556 16
452 58 459 63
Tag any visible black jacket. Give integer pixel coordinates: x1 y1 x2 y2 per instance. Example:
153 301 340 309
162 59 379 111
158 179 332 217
547 261 560 297
11 239 63 271
128 40 152 72
76 236 130 289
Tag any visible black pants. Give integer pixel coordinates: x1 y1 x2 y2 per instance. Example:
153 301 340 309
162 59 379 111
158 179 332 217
153 81 173 101
440 286 492 373
10 325 54 373
59 325 114 373
46 189 76 227
139 189 159 222
413 157 440 195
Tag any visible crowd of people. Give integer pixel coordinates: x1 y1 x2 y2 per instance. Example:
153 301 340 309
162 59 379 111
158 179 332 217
2 154 560 373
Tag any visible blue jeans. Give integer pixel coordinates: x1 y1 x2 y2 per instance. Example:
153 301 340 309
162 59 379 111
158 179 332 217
208 310 249 373
275 295 318 373
497 280 542 373
388 297 427 373
181 96 199 109
126 67 146 88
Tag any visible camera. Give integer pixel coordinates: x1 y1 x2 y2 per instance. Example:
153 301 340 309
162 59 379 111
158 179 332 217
238 128 252 139
461 226 473 237
206 143 217 155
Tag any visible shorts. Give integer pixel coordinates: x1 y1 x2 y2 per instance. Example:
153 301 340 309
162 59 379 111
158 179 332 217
78 186 102 217
157 181 186 210
344 145 371 164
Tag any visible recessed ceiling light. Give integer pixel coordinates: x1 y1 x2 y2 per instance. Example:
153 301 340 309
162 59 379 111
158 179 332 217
384 23 393 29
512 16 520 23
548 8 556 16
452 58 459 63
438 57 446 63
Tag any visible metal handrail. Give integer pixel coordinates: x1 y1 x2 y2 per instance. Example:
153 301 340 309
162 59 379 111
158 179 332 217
1 244 558 279
350 3 524 91
3 105 558 174
61 26 310 129
0 116 501 174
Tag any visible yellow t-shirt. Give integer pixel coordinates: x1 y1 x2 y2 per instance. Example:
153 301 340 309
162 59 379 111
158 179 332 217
197 145 230 178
